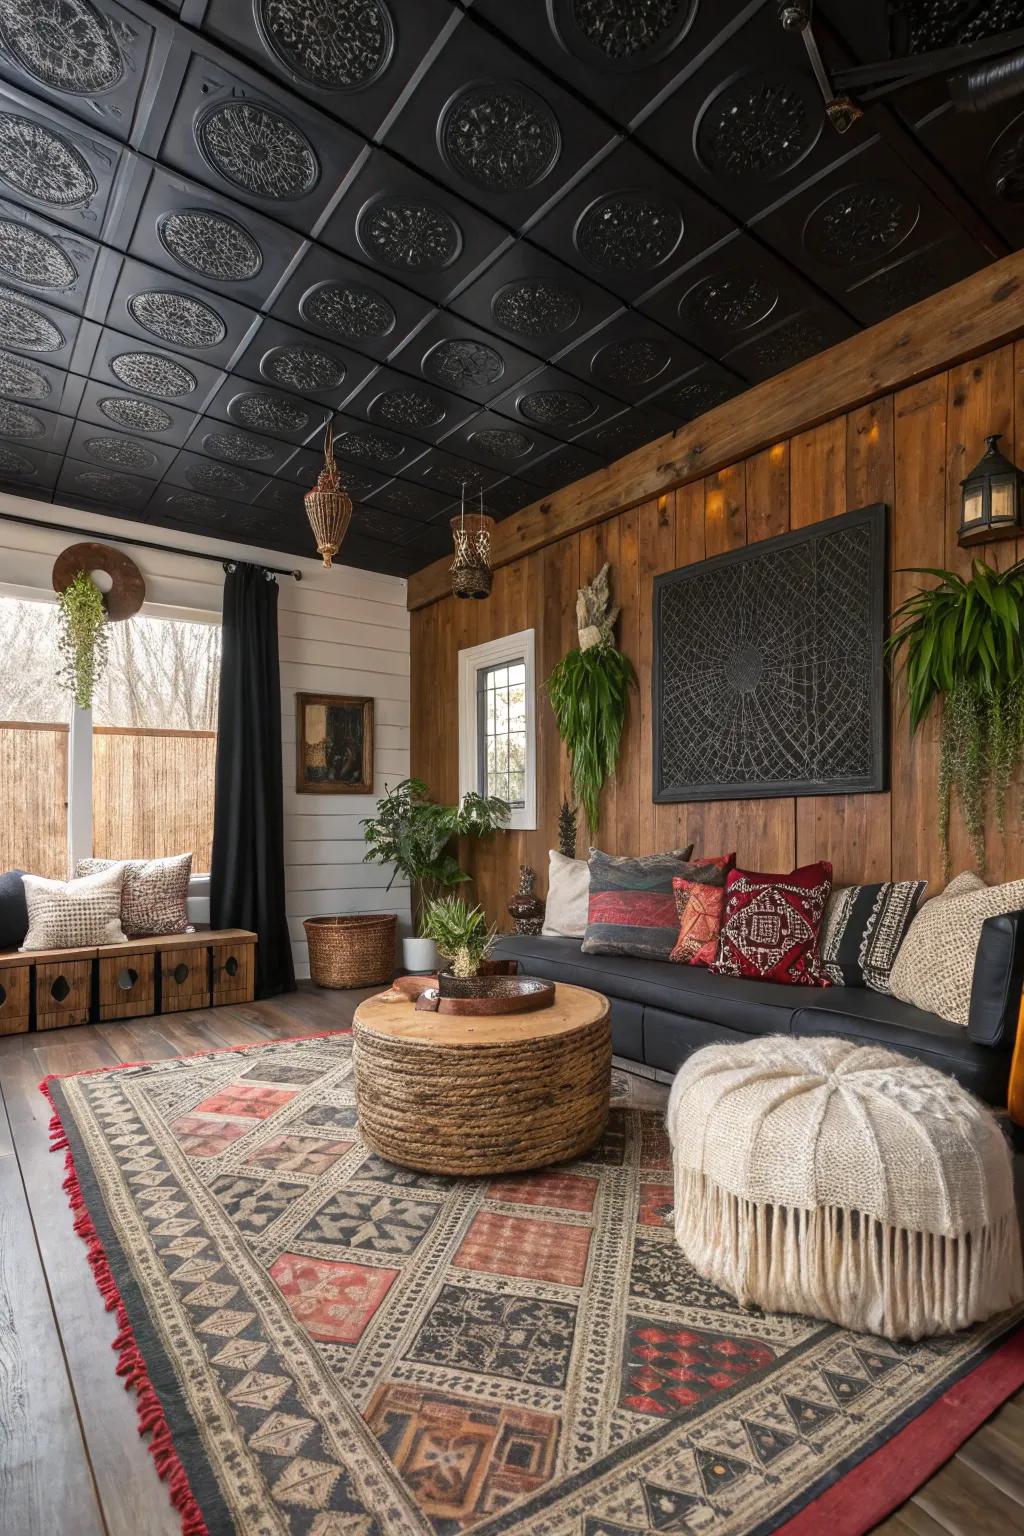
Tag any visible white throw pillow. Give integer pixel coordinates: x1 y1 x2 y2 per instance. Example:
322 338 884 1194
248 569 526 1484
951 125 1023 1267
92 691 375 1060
542 850 590 939
888 871 1024 1025
21 865 127 951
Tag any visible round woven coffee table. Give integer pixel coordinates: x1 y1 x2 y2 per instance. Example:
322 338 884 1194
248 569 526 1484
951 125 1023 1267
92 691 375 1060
352 982 611 1176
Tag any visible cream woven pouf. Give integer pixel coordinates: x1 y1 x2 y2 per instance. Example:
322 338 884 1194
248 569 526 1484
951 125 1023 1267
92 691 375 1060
667 1036 1023 1340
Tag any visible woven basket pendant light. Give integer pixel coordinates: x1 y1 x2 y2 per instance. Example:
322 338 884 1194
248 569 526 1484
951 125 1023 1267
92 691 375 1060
450 485 495 599
304 424 352 569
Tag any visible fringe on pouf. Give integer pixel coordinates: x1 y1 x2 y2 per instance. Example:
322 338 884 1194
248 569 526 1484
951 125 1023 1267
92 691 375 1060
673 1165 1024 1342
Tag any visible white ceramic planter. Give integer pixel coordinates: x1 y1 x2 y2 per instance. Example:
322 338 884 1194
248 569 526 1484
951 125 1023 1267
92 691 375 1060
402 935 439 973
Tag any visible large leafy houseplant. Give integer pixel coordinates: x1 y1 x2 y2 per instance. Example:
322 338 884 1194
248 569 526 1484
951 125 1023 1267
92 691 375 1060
887 558 1024 871
361 777 509 932
546 563 636 836
56 570 109 709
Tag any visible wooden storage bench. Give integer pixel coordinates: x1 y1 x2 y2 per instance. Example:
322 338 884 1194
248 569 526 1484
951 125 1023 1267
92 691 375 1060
0 928 257 1034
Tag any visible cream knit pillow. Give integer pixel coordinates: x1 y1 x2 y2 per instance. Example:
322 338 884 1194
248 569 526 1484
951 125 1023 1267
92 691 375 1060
21 865 127 950
888 871 1024 1025
542 850 589 939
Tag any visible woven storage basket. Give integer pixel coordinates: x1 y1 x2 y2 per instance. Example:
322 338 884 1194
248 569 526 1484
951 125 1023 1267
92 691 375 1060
304 913 396 988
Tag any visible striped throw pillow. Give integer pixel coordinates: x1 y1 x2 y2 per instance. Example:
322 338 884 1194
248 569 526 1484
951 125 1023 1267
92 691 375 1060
582 846 696 961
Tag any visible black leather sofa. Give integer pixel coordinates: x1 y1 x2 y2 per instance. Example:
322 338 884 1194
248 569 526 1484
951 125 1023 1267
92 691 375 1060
492 911 1024 1106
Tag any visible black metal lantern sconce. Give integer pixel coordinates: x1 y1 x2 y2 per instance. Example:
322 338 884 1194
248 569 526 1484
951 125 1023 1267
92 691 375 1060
958 433 1023 546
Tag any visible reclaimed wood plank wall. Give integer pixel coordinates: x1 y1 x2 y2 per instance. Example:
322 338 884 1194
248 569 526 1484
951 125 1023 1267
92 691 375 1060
410 341 1024 927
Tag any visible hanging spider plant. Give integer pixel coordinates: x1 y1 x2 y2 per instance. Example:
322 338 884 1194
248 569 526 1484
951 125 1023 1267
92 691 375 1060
887 558 1024 871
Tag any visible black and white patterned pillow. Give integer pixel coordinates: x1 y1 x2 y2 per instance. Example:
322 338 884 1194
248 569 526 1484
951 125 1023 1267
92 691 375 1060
21 866 127 950
822 880 926 990
75 853 193 937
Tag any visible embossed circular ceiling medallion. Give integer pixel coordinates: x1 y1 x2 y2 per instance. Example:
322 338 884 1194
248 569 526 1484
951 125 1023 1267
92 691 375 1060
128 290 227 348
518 388 596 427
694 69 821 181
0 114 96 209
469 427 533 459
802 182 919 268
357 195 462 273
168 491 221 519
679 271 778 334
574 189 683 273
370 387 445 431
0 347 50 399
0 219 76 291
0 0 124 96
84 436 158 471
491 277 580 338
255 0 395 89
747 317 827 373
0 287 64 351
667 379 734 421
590 336 671 387
261 342 346 393
204 430 276 464
229 391 310 435
189 462 246 494
335 428 404 464
99 396 173 433
196 100 320 202
439 80 561 193
987 114 1024 204
110 351 197 399
75 468 138 500
158 209 263 283
300 279 396 341
0 398 43 436
422 337 504 390
0 443 34 477
552 0 698 71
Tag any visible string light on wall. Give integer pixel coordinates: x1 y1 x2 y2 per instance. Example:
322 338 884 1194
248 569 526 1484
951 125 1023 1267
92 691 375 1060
450 484 494 599
304 424 352 568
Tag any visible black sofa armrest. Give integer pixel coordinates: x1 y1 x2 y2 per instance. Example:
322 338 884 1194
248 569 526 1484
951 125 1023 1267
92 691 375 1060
967 910 1024 1048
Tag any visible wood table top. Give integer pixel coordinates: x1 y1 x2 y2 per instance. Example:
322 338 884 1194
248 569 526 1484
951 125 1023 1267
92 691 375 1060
353 981 609 1048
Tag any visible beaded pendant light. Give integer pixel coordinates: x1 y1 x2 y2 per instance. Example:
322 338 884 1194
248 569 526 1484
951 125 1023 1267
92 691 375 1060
450 486 494 599
304 424 352 569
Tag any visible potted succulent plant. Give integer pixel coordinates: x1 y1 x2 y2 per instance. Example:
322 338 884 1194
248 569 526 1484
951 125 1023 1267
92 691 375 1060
420 895 497 981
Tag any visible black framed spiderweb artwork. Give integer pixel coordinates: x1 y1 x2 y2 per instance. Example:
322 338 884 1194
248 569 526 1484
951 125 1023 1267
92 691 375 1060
652 503 888 802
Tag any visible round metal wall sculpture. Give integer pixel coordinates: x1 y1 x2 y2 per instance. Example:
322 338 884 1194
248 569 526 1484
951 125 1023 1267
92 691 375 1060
591 336 671 387
231 391 310 435
803 182 919 267
469 427 533 459
157 209 263 283
204 430 275 464
127 290 227 349
0 444 34 477
196 100 319 201
695 71 819 179
98 396 173 433
0 398 43 436
52 542 145 621
491 278 580 338
110 351 197 398
0 114 96 209
422 338 504 390
439 81 561 193
0 0 124 96
371 387 445 430
304 425 352 568
261 342 346 393
0 287 63 351
0 220 76 291
357 196 462 273
574 190 682 272
518 388 595 426
300 280 395 341
256 0 394 89
553 0 696 68
680 271 778 333
84 435 158 471
0 347 50 399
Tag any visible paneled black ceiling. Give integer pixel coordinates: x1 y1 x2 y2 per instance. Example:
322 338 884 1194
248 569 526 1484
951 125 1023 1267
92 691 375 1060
0 0 1020 576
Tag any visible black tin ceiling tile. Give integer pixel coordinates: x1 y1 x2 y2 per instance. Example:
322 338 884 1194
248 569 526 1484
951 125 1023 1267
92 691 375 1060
390 309 542 404
64 417 178 478
526 139 733 303
574 403 677 460
0 397 72 454
75 378 198 445
274 243 435 364
0 439 61 488
442 408 563 479
0 0 157 144
103 254 260 368
526 439 606 490
554 308 704 404
0 84 129 237
156 47 367 230
284 447 389 503
399 514 457 561
338 530 421 577
310 411 432 479
252 475 314 516
162 448 273 505
722 306 857 384
144 482 245 530
644 361 744 425
124 165 309 313
318 147 513 305
842 235 988 327
57 456 154 511
349 500 422 544
200 0 456 141
449 239 624 355
402 444 507 496
0 202 102 316
233 316 379 409
490 362 624 443
0 353 75 412
343 365 478 444
183 417 300 476
364 477 453 523
915 100 1024 253
89 326 225 406
380 15 620 229
204 378 332 445
0 284 81 369
477 475 537 517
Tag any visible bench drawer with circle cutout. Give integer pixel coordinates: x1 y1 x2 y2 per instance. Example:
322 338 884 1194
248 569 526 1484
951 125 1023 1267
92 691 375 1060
0 957 30 1035
212 938 255 1006
35 959 93 1030
158 944 211 1013
98 950 156 1020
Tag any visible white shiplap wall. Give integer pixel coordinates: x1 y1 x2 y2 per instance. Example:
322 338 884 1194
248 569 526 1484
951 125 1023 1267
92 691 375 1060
0 494 410 978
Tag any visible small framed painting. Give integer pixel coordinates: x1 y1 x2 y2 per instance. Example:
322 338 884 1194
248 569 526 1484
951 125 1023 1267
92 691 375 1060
296 693 374 795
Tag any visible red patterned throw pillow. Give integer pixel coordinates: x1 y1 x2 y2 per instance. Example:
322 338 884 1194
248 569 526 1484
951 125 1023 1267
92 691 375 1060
582 846 695 961
670 854 735 967
711 861 833 986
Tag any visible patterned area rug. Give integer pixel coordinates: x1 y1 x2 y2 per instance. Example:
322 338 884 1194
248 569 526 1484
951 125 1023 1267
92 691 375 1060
44 1033 1024 1536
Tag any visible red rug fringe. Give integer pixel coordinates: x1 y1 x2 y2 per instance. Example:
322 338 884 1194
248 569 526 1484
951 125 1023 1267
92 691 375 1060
38 1026 352 1536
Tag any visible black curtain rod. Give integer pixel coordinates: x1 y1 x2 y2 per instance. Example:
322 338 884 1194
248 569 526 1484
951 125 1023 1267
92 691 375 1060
0 509 303 580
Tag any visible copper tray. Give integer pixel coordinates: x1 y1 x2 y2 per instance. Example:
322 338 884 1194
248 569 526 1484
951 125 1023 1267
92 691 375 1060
415 977 555 1015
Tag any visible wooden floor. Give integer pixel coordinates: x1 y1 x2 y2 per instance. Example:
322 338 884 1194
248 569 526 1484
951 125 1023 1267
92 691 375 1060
1 986 1021 1536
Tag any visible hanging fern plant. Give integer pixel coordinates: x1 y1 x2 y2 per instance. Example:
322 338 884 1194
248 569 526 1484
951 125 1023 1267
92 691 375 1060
887 558 1024 872
546 563 636 836
56 570 109 709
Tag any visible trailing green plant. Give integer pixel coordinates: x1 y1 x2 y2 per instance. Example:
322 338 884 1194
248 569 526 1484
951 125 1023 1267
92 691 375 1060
420 895 497 978
361 777 509 931
56 571 109 709
887 558 1024 872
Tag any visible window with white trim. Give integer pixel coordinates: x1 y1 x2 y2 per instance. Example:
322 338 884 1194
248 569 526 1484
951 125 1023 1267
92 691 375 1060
458 630 536 831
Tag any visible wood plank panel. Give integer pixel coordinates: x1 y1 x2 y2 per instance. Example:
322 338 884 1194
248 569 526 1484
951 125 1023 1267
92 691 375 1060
745 442 789 544
578 516 622 850
654 483 705 854
705 463 746 555
615 506 642 863
638 496 677 855
537 535 580 876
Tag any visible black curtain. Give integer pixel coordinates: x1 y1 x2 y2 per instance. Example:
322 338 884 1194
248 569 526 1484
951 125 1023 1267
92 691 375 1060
211 563 295 998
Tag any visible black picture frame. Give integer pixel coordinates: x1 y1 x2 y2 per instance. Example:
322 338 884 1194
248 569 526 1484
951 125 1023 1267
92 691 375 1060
652 503 889 803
